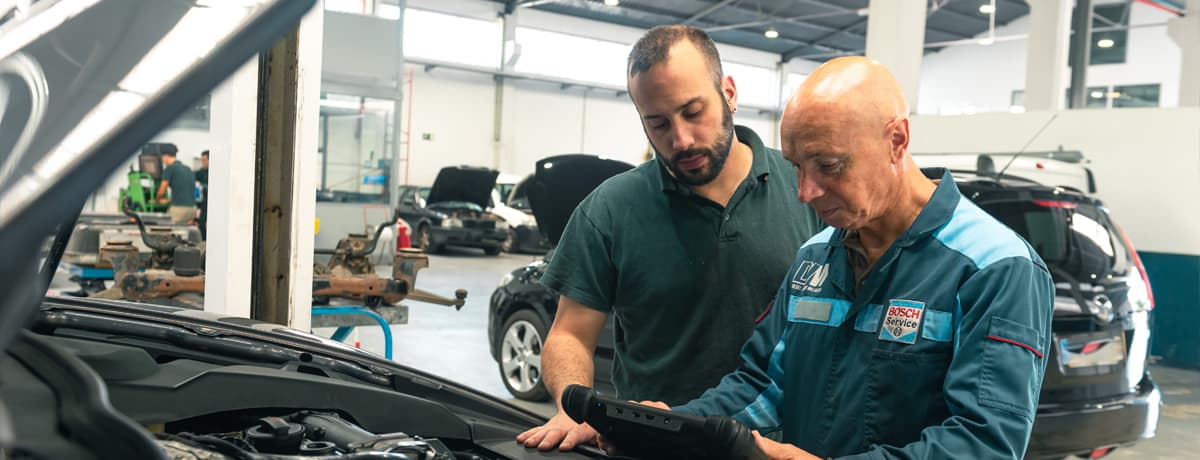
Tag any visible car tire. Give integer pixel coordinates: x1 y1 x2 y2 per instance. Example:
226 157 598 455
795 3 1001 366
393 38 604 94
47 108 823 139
497 309 550 401
414 224 432 251
484 246 502 256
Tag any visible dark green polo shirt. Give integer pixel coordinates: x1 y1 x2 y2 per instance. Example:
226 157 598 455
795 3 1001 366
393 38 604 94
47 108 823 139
541 125 824 406
162 161 196 206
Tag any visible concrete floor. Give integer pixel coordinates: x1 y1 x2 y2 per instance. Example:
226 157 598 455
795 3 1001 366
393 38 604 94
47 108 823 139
347 249 1200 459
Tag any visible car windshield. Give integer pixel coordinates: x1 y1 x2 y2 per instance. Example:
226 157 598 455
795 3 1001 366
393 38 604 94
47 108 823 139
978 200 1132 282
508 177 532 211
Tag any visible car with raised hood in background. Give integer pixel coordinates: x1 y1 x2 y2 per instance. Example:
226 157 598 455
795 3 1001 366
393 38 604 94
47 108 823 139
0 2 605 459
394 166 511 256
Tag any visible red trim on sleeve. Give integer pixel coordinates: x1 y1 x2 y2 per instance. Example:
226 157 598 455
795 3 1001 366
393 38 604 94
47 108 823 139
755 300 773 324
988 335 1044 358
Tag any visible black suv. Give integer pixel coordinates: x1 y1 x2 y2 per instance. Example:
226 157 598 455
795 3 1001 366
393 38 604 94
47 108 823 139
394 166 510 255
489 165 1159 458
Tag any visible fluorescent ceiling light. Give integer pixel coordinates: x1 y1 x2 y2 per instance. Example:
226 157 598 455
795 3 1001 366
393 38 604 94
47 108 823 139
604 0 619 5
979 4 995 14
1097 38 1115 48
1090 91 1104 99
764 28 779 39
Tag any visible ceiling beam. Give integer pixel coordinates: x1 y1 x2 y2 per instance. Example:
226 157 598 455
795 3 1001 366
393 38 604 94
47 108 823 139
682 0 740 25
704 9 860 32
782 17 867 61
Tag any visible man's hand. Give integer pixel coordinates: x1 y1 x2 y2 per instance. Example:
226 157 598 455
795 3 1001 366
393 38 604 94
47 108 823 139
752 431 822 460
156 197 169 205
516 412 599 452
636 400 670 410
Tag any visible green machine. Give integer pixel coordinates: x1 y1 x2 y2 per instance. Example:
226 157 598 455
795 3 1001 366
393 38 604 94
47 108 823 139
117 143 176 213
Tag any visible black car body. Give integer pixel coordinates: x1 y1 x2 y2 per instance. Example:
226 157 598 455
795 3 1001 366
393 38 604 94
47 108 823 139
956 175 1160 459
490 167 1160 457
488 155 633 400
395 166 510 255
0 2 599 459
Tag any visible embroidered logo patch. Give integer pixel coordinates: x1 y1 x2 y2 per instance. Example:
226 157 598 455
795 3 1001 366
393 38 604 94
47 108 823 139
879 299 925 344
790 261 830 293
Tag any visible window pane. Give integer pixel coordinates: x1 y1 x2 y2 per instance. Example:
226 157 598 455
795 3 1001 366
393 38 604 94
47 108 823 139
318 93 396 203
781 72 806 106
1112 84 1160 108
325 0 365 15
404 9 501 68
515 27 629 87
723 62 773 108
1064 86 1109 108
1069 3 1129 65
378 4 400 20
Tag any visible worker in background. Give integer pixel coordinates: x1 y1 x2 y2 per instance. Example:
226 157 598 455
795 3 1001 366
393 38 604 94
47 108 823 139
195 150 209 239
156 148 196 225
516 25 824 452
664 57 1055 460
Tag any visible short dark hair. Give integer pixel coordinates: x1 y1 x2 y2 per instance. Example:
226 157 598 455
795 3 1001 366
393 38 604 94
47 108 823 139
627 25 723 86
201 150 209 157
161 150 176 158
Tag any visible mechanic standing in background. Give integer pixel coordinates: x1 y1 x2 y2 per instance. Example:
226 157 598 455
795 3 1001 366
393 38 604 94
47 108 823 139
669 57 1055 459
195 150 209 239
155 147 196 225
516 25 824 452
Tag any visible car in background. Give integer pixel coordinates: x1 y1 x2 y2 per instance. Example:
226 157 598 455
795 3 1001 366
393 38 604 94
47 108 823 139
394 166 510 256
487 188 547 254
2 2 604 459
489 160 1160 459
955 173 1159 459
493 176 550 254
488 155 633 400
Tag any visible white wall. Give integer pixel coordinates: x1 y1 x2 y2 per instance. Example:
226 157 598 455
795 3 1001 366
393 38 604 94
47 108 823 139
911 108 1200 256
322 6 789 185
918 2 1182 114
401 68 496 184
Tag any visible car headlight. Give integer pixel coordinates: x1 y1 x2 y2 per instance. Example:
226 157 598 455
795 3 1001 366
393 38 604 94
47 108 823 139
442 218 462 229
498 272 515 287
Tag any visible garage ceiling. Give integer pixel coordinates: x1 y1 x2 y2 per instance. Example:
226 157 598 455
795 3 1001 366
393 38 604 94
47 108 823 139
493 0 1032 62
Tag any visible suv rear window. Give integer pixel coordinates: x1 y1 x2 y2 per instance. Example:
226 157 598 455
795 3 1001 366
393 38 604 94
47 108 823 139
977 200 1132 282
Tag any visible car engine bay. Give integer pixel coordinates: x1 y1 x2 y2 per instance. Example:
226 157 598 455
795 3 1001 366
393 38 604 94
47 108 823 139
0 300 592 460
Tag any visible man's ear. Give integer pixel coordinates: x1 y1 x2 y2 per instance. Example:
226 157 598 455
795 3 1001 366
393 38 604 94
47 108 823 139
890 118 910 164
722 75 738 112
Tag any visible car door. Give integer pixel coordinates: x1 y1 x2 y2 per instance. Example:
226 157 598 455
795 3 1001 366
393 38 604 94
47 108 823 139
395 187 425 225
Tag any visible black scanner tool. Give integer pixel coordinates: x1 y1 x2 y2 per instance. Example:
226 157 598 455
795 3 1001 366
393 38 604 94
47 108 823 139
562 384 768 460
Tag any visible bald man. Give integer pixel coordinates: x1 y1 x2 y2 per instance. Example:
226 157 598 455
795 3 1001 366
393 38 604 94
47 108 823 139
671 57 1054 459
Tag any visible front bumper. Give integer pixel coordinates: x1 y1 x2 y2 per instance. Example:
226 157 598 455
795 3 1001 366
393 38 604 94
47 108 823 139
432 227 507 249
1025 378 1161 459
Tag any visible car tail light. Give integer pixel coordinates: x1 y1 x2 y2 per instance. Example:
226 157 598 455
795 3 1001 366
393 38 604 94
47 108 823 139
396 219 412 250
1089 447 1113 459
1032 199 1077 209
1115 222 1154 311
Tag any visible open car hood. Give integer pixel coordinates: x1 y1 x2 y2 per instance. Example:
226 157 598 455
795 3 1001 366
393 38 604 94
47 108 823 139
0 0 316 353
427 166 500 209
527 154 634 245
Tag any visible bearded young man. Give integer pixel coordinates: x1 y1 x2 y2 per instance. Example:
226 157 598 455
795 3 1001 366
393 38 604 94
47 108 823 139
516 25 823 452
